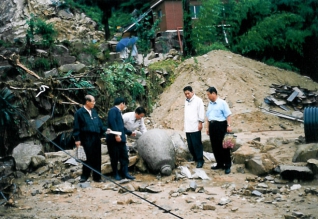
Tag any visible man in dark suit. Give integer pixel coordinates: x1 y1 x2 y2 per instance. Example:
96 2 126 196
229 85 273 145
106 97 135 180
73 95 106 183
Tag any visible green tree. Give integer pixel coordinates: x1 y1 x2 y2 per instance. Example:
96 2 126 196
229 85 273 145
134 13 160 61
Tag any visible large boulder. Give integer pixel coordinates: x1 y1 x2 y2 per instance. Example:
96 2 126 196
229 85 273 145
137 129 176 176
170 132 190 160
12 141 44 171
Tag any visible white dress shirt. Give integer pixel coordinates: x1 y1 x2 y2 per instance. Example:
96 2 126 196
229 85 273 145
184 94 205 133
122 112 147 137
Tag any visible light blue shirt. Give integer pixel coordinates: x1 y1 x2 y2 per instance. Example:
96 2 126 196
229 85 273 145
206 97 232 121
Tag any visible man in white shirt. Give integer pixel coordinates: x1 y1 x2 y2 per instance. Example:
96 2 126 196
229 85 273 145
183 86 205 168
122 107 147 139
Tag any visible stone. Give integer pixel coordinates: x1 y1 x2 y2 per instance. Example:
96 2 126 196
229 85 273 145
170 132 190 160
30 155 46 168
292 143 318 162
35 165 49 175
278 165 314 180
246 153 278 176
58 10 74 19
145 186 162 193
44 68 58 78
202 133 212 153
137 129 175 176
51 182 75 193
307 159 318 174
232 144 256 164
58 63 86 73
52 115 74 130
12 142 44 171
202 205 216 210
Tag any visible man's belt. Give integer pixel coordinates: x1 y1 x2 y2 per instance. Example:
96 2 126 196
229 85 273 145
209 120 226 124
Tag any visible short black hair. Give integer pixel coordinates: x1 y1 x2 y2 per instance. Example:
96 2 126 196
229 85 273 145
206 87 218 94
135 107 146 115
183 86 193 92
114 97 126 105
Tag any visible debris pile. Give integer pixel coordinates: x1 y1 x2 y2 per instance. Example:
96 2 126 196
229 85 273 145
265 84 318 112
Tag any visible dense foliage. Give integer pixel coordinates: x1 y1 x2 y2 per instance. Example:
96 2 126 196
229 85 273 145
194 0 318 78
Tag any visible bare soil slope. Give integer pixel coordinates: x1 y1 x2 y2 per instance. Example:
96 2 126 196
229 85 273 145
150 50 318 134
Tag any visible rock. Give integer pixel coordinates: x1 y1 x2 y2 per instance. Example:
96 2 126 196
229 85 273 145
35 166 49 176
12 142 44 171
189 181 197 191
202 204 216 210
135 156 147 172
58 63 86 73
51 182 75 193
44 68 58 78
58 9 74 19
292 143 318 162
145 186 162 193
307 159 318 174
232 144 256 164
118 184 135 194
52 115 74 130
218 197 231 205
202 133 212 152
252 190 263 197
246 153 278 176
170 132 190 160
137 129 175 176
30 155 46 168
278 165 314 180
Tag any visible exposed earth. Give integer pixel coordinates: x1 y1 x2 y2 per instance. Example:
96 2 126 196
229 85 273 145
1 50 318 219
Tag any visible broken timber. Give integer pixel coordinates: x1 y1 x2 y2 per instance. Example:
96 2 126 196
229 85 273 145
260 107 304 122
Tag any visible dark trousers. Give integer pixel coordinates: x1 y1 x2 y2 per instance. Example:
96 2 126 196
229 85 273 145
106 141 129 173
208 121 231 168
81 133 101 181
186 131 204 163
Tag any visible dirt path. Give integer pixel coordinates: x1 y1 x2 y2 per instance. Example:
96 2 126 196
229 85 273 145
1 50 318 219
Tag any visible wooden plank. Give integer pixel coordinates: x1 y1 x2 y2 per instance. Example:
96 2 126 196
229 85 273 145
251 129 294 133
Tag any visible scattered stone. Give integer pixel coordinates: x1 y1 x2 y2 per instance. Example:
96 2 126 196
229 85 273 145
202 204 216 210
252 190 263 197
189 181 197 191
218 197 231 205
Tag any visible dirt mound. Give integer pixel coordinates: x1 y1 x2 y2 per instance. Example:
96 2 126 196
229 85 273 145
150 50 318 134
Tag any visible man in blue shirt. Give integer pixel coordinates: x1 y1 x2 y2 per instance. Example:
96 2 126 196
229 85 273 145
205 87 232 174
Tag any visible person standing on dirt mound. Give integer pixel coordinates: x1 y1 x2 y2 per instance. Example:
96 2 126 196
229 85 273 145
183 86 205 168
73 95 106 183
205 87 232 174
106 97 136 180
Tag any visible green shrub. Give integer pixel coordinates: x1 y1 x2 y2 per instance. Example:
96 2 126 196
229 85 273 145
196 42 229 55
264 58 299 72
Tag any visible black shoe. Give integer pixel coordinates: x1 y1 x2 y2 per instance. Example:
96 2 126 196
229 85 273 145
122 165 135 180
196 161 204 168
93 179 104 183
225 168 231 174
79 178 87 183
211 165 224 170
114 173 122 181
188 158 195 162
